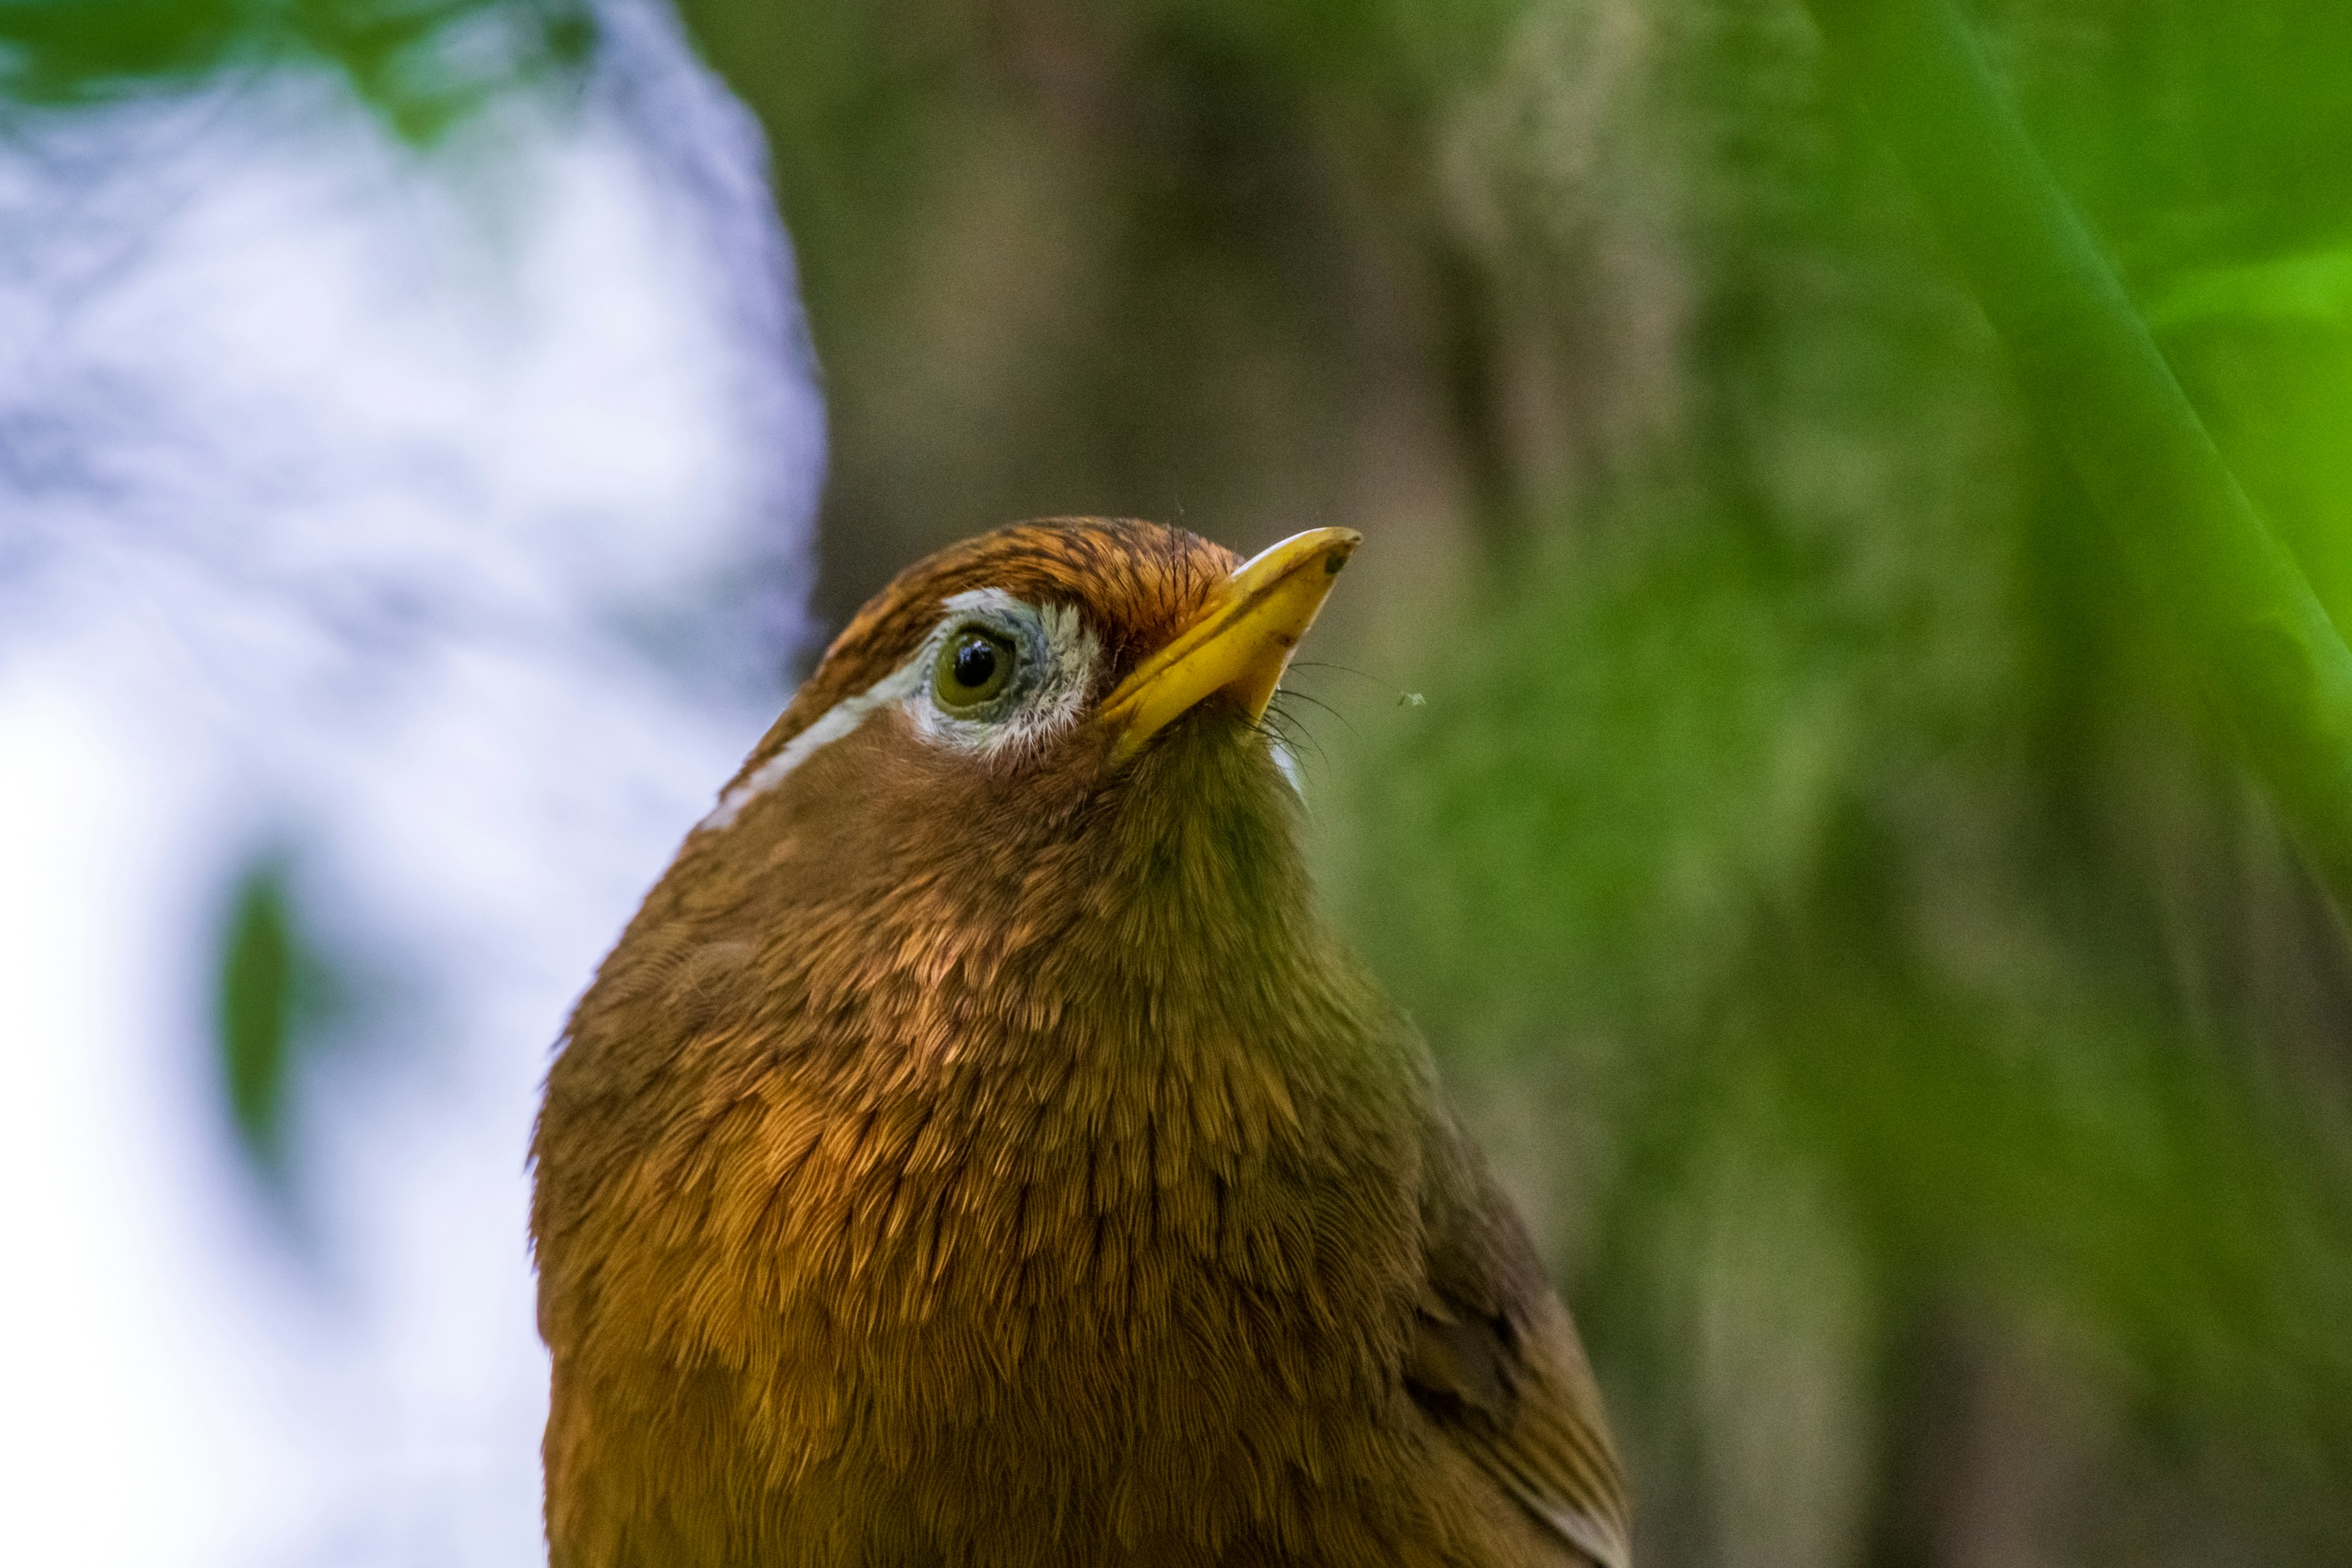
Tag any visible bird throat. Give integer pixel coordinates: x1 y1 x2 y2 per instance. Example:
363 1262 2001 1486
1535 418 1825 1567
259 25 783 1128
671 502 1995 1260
533 714 1427 1558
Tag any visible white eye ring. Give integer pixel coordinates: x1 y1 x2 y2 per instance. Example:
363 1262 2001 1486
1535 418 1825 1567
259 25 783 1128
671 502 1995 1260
911 589 1098 760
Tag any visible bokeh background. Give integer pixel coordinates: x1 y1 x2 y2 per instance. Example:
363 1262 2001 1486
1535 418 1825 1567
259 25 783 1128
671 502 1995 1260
6 2 2351 1566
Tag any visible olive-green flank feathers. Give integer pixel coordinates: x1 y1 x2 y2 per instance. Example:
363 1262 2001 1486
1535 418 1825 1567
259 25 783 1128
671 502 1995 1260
530 518 1630 1566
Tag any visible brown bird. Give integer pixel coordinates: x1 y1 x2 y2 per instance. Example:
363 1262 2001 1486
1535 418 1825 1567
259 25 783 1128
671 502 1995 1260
531 518 1630 1567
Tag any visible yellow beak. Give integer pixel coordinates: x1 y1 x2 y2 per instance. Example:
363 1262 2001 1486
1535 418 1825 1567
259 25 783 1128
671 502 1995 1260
1099 527 1362 762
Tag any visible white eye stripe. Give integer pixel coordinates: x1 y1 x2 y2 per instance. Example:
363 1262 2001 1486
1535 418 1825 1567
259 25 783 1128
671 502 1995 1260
696 594 1099 832
938 586 1028 619
699 657 926 831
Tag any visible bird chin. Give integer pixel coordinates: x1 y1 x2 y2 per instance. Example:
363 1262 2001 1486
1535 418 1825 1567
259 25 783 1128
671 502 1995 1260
1098 703 1306 880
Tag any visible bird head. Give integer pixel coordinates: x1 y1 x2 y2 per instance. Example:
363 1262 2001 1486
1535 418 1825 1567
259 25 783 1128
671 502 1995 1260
717 518 1355 812
644 518 1364 1017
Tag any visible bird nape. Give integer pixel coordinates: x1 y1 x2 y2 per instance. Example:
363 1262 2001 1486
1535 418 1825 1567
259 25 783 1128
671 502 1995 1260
530 518 1630 1567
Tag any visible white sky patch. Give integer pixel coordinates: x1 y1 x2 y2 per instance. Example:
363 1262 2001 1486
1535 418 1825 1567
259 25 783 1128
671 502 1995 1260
0 6 821 1566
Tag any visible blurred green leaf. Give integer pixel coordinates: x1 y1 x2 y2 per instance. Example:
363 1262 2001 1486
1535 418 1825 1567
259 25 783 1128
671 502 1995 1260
0 0 596 140
2152 247 2352 333
213 858 339 1182
1809 0 2352 913
0 0 244 94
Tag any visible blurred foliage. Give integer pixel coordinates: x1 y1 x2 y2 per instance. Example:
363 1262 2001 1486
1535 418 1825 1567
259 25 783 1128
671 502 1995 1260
0 0 593 138
2160 247 2352 639
214 858 345 1187
677 0 2352 1562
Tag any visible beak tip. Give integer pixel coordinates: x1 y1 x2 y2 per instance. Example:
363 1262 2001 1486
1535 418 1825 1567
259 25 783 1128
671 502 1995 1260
1317 529 1362 576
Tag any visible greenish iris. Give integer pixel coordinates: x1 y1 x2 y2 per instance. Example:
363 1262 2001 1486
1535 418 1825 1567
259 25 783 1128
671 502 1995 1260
935 628 1018 710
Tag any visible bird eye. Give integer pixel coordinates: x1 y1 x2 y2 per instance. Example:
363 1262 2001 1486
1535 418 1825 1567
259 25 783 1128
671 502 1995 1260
933 627 1019 711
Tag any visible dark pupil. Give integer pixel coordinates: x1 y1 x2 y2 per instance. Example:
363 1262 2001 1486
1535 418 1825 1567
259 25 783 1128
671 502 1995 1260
951 638 998 690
